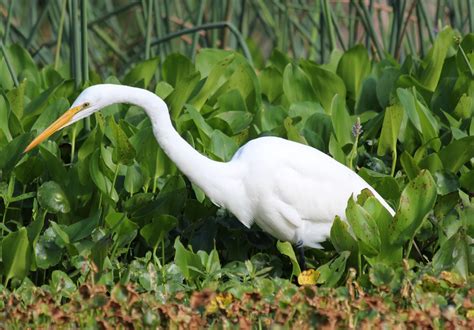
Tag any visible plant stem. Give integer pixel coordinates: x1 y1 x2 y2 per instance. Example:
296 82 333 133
54 0 68 70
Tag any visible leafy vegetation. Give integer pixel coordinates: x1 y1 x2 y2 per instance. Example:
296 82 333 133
0 1 473 327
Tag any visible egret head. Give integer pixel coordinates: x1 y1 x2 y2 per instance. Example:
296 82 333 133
24 85 110 152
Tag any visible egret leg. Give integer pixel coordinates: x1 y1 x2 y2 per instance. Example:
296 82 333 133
295 240 306 270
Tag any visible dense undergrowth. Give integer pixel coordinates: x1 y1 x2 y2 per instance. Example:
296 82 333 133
0 16 473 327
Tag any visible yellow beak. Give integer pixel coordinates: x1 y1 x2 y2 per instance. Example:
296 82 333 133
24 105 83 153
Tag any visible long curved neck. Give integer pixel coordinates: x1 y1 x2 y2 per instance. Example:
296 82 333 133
111 85 235 206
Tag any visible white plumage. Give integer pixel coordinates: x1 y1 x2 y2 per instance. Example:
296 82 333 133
25 84 395 249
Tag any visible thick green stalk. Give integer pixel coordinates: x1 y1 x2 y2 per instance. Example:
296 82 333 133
0 40 19 87
321 0 336 51
54 0 68 70
191 0 206 61
144 0 154 59
81 0 89 83
26 0 53 48
2 0 14 44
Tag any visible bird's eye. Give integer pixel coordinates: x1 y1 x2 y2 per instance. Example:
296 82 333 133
83 102 90 108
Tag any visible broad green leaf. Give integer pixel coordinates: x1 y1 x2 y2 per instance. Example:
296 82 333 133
438 136 474 173
330 216 358 258
362 197 402 265
105 211 137 237
0 132 33 174
111 118 136 165
390 170 437 245
376 67 400 108
282 62 316 103
174 237 203 282
209 130 239 161
50 270 76 297
6 79 26 120
283 117 307 145
50 221 70 246
89 149 119 202
300 60 346 113
209 110 253 135
162 53 196 87
336 45 370 100
400 151 420 180
418 27 455 91
124 164 144 195
369 263 395 287
35 228 62 269
358 168 401 201
123 57 159 88
191 54 235 110
331 94 353 147
1 227 32 283
317 251 350 287
155 81 174 99
377 104 403 156
140 215 178 250
64 211 100 242
0 94 12 141
37 181 70 214
7 44 41 85
345 196 381 256
397 88 439 149
276 240 301 277
260 67 283 102
453 94 473 119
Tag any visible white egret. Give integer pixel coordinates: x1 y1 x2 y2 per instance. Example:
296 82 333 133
25 84 395 266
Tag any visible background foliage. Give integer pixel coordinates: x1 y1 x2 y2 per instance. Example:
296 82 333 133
0 0 473 328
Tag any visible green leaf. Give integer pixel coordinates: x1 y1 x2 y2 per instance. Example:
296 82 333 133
6 79 26 120
438 136 474 173
173 237 203 282
162 53 196 87
63 211 100 242
453 94 473 119
260 67 283 102
89 149 118 202
317 251 350 287
124 164 144 195
418 27 455 91
345 195 381 256
369 263 395 287
331 94 353 147
0 132 33 174
111 119 136 165
300 60 346 113
37 181 70 214
209 130 239 161
50 270 76 298
123 57 159 88
282 62 316 103
191 54 235 110
276 240 301 277
35 228 62 269
397 88 439 149
140 215 178 250
377 104 403 156
330 216 358 254
336 45 370 100
400 152 420 180
1 227 32 283
390 170 437 246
